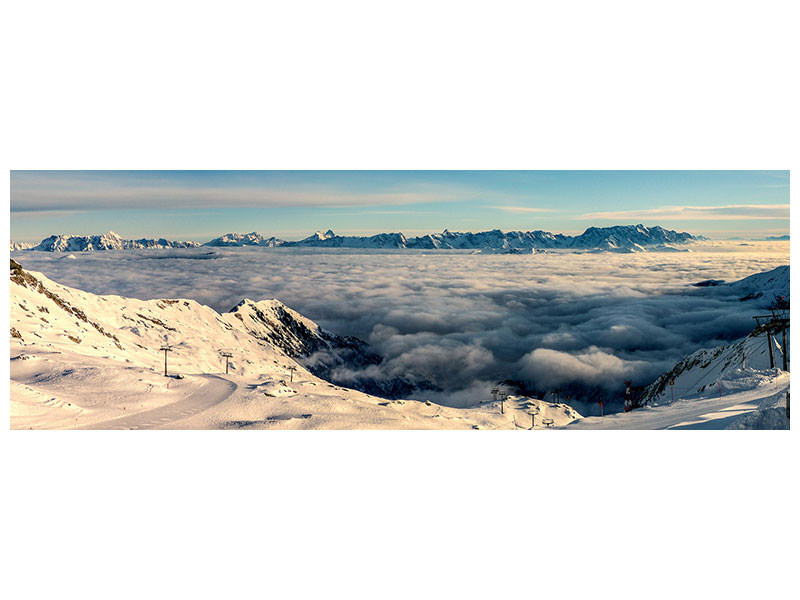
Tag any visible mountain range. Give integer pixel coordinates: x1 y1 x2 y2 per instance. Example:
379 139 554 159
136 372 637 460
206 224 700 252
11 231 199 252
10 224 702 252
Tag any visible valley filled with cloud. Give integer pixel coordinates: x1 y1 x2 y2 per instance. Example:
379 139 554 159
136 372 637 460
13 241 789 412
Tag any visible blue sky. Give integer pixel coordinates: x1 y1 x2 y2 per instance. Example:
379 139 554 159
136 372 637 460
10 170 790 242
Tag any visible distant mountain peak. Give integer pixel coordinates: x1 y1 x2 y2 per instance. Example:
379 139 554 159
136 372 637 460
199 225 702 252
14 232 200 252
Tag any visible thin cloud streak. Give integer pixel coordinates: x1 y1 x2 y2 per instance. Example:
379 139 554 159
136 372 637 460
491 205 556 213
12 172 505 212
11 186 466 211
584 204 789 221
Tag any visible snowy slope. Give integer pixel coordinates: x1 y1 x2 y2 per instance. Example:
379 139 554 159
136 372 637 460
565 370 788 429
10 259 578 430
692 265 789 303
564 324 790 429
724 265 789 303
563 265 791 429
640 331 788 407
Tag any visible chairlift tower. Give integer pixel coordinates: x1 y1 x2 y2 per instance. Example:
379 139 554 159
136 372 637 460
220 350 233 374
754 307 790 371
159 343 173 377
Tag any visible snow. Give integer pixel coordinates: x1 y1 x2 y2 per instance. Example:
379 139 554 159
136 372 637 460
10 260 581 430
77 375 237 430
564 371 788 429
565 326 790 429
724 264 789 302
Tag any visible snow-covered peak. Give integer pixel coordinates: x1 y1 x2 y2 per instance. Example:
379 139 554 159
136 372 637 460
726 265 789 303
21 232 200 252
226 298 328 357
10 241 35 251
303 229 336 242
569 224 697 250
204 232 283 247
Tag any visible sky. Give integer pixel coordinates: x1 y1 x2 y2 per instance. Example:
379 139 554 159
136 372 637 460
9 170 790 242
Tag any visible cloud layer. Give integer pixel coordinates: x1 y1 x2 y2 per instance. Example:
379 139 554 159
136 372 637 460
14 243 788 410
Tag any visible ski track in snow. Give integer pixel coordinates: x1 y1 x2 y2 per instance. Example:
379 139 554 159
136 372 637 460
562 372 789 430
76 374 237 430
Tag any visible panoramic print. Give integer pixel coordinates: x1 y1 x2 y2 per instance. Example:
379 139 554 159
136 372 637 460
9 170 790 429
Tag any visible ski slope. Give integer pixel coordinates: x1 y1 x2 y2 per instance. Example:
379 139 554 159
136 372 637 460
10 260 581 430
78 374 237 430
565 371 789 429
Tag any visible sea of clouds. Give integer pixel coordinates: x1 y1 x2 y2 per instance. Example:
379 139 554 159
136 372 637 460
13 242 789 413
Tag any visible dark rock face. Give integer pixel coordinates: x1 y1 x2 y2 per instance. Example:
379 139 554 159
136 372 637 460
693 279 725 287
228 298 434 399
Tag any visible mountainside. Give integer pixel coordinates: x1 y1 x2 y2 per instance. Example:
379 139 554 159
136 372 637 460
569 224 696 250
640 330 786 405
10 241 35 251
201 224 700 251
15 231 200 252
9 258 413 398
725 265 789 303
633 262 790 429
692 265 789 307
289 230 410 249
645 265 790 407
10 259 574 429
227 298 420 397
565 264 791 429
630 327 790 430
204 232 285 247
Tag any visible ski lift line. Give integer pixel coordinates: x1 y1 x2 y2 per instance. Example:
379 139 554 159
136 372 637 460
753 313 790 371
